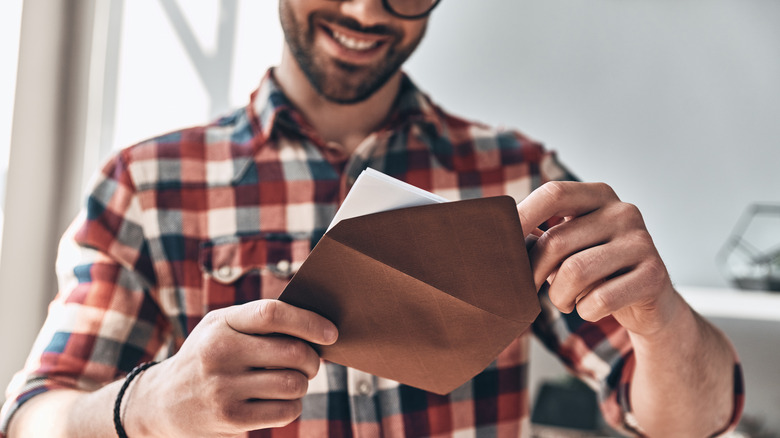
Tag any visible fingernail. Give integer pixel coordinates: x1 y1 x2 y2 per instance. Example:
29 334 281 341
324 326 338 344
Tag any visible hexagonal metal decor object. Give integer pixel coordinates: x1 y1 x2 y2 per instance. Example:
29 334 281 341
718 204 780 292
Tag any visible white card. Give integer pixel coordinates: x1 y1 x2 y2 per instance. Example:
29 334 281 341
327 168 449 231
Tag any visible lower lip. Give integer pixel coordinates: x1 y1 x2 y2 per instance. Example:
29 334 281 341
316 24 388 65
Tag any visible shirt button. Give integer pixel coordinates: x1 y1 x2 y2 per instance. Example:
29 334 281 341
357 380 373 396
215 265 234 281
276 260 292 276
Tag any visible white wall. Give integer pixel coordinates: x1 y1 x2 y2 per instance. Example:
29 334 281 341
0 0 24 237
407 0 780 289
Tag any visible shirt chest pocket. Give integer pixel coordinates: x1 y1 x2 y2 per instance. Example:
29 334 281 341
199 234 312 312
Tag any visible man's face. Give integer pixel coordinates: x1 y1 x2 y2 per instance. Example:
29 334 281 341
279 0 429 104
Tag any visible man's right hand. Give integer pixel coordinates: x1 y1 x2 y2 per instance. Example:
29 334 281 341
126 299 338 438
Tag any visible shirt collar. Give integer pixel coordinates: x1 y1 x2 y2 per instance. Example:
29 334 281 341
383 74 445 137
246 68 446 148
247 68 298 144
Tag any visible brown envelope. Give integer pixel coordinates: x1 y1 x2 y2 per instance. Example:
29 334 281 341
278 195 539 395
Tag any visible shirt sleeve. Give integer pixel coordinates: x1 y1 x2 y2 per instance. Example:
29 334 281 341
532 287 744 436
532 285 637 434
0 151 172 435
531 148 745 436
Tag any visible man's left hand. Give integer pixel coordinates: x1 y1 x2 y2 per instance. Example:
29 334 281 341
516 181 680 336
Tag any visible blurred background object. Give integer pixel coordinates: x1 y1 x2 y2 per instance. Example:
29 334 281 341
718 204 780 292
530 376 620 437
733 415 778 438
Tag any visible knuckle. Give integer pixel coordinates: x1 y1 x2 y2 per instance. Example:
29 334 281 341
593 182 617 199
311 357 322 377
198 333 229 369
580 292 609 322
560 256 588 284
547 289 570 312
217 399 243 424
616 202 643 224
200 374 219 400
625 229 653 250
256 299 280 329
280 339 308 363
197 343 218 369
199 309 227 335
621 201 641 217
541 180 569 201
537 228 565 253
642 259 669 287
610 202 646 233
202 309 221 325
280 371 308 397
210 376 234 402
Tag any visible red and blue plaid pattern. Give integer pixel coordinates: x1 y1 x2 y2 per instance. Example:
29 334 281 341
1 69 742 437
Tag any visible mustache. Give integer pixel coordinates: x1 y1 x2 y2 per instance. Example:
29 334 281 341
310 10 401 37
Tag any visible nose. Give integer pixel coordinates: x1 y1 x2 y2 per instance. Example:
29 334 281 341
334 0 390 26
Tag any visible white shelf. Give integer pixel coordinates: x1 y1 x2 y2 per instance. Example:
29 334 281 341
677 286 780 322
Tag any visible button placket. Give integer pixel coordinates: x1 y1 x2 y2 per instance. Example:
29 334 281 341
356 379 373 396
347 368 379 436
348 368 375 397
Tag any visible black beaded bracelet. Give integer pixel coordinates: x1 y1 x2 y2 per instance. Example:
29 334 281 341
113 361 158 438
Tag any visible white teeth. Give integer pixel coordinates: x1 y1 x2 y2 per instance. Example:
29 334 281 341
331 30 378 51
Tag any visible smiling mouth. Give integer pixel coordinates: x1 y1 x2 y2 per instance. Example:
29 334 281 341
331 29 380 51
319 22 389 53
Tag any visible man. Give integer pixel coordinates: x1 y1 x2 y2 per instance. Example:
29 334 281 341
1 0 742 436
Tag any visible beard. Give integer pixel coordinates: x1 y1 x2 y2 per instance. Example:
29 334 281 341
279 2 426 104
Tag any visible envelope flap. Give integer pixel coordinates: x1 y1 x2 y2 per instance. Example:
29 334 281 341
280 235 531 395
326 196 539 322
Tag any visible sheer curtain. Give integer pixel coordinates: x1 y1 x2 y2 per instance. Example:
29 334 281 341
0 0 24 261
0 0 282 403
0 0 80 398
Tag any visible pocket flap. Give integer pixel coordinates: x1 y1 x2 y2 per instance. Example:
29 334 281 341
199 234 307 284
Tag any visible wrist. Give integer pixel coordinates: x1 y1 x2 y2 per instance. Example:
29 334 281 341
119 361 165 438
627 289 697 351
626 291 737 435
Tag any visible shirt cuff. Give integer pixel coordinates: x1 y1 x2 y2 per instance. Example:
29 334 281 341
611 349 745 437
1 378 59 436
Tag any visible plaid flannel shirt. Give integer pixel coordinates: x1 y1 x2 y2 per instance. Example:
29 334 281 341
2 69 743 437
